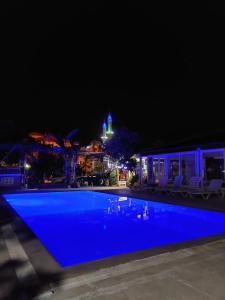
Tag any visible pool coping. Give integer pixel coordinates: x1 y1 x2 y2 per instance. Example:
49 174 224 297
1 189 225 282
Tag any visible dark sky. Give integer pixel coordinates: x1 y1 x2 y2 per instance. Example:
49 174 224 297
1 1 225 146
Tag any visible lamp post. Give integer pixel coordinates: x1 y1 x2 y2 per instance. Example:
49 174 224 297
24 161 31 189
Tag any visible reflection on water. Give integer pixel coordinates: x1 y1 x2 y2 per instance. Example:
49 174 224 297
107 197 150 221
137 203 149 221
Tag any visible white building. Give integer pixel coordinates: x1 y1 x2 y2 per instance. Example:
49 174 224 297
137 143 225 185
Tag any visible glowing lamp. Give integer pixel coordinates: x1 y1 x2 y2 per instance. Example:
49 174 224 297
24 163 31 170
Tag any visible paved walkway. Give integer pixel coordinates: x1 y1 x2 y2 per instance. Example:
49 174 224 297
52 239 225 300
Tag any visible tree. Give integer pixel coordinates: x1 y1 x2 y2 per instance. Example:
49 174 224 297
0 135 55 186
109 169 118 186
0 128 80 187
93 158 105 175
104 127 139 171
31 152 64 183
48 129 80 187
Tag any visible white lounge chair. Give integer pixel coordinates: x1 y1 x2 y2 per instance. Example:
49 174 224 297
170 176 202 198
187 179 223 200
166 176 184 194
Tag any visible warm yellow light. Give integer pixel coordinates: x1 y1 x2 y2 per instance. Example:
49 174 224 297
24 163 31 170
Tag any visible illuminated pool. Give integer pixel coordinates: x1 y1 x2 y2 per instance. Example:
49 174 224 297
4 191 225 267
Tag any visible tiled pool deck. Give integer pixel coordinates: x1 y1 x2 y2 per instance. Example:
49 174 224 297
1 187 225 299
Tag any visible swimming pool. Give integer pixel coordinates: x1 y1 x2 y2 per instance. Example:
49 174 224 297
4 191 225 267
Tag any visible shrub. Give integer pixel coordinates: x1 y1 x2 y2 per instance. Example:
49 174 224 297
129 174 139 186
109 169 118 186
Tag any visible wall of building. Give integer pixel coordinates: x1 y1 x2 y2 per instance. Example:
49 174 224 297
138 147 225 185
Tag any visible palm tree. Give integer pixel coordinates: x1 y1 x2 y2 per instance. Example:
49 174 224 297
49 129 79 187
0 128 79 188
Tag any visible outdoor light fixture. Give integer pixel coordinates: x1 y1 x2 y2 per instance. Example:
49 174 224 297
24 163 31 170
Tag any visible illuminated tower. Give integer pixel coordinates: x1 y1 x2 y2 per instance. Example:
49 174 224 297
101 121 108 142
106 113 114 138
101 113 114 142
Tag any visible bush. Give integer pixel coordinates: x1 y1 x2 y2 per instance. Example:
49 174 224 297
109 169 118 186
129 174 139 186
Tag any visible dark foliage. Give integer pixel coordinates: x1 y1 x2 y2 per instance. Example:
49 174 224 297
104 128 139 170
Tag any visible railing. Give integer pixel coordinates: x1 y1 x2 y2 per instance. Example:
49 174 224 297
0 167 23 175
0 167 23 187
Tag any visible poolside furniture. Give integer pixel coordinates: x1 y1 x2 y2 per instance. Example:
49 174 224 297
220 188 225 199
186 179 223 200
130 182 149 192
170 176 202 198
151 176 168 193
166 176 184 194
118 180 127 187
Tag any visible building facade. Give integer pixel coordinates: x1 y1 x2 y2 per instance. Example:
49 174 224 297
137 144 225 185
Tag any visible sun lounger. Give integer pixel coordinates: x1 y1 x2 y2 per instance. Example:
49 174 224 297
129 182 149 192
152 176 168 193
170 176 202 198
166 176 183 194
187 179 223 200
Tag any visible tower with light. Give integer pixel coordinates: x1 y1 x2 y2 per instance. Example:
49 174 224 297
101 113 114 142
101 121 108 142
106 113 114 138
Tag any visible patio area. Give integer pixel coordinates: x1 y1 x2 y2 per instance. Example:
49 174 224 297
40 239 225 300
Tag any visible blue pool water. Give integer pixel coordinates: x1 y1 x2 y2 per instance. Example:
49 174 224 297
4 191 225 267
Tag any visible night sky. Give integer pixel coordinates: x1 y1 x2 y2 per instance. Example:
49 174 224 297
1 1 225 146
